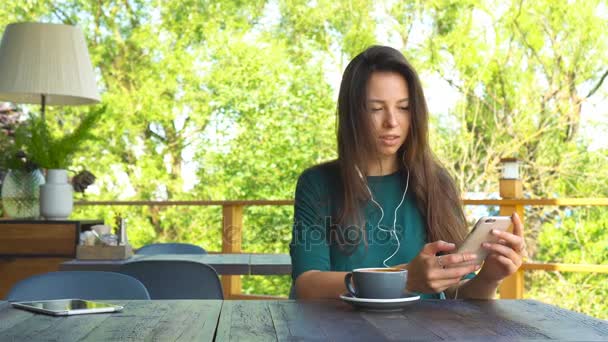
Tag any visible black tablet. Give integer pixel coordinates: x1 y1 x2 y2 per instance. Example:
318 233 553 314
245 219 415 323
11 299 123 316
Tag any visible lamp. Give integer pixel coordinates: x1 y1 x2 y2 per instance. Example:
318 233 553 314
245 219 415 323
0 22 100 120
499 157 522 199
499 157 521 180
0 22 100 220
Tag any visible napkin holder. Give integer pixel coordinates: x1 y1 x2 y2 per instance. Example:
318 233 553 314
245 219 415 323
76 244 133 260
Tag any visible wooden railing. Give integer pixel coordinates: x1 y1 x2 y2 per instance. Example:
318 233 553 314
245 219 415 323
75 196 608 299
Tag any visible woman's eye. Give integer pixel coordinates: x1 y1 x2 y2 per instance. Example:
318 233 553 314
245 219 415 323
371 107 383 112
400 106 410 111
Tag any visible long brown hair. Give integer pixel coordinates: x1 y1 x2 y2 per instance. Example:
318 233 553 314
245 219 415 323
335 45 467 250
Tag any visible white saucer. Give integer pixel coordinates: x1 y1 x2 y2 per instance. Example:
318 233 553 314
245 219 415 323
339 293 420 311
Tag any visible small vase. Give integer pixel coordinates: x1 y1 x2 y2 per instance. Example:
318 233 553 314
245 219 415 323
40 169 73 220
1 169 45 218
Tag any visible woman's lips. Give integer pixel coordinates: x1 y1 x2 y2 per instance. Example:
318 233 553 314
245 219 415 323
379 135 400 146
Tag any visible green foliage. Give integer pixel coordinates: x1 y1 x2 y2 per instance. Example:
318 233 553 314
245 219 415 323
0 141 28 171
11 107 103 170
527 207 608 319
537 209 608 264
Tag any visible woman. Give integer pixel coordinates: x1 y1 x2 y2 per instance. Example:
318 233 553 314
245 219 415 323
290 45 525 300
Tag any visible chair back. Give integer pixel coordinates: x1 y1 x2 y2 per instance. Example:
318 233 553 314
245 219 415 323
136 243 207 255
289 283 296 299
119 260 223 299
6 271 150 301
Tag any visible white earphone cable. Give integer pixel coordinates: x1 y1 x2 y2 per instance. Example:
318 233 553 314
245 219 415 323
361 167 410 267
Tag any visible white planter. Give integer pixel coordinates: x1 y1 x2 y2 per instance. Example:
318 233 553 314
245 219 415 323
40 169 73 220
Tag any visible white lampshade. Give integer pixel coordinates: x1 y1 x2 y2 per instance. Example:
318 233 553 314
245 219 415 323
0 22 100 105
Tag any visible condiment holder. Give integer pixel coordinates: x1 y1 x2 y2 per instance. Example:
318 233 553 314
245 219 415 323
76 219 133 260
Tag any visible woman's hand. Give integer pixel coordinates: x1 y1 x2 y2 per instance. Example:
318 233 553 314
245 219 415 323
477 213 526 283
406 240 480 294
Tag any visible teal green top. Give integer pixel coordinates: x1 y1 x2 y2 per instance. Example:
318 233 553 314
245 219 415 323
290 161 443 299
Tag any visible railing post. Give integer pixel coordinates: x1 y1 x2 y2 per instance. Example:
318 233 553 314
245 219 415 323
497 158 525 299
222 204 243 299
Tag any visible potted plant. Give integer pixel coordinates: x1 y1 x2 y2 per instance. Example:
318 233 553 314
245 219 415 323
9 106 103 219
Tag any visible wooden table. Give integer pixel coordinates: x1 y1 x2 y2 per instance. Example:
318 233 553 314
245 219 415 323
0 300 222 341
1 299 606 341
216 299 608 341
60 253 292 275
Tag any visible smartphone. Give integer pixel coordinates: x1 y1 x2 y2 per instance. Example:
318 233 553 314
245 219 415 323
457 216 512 266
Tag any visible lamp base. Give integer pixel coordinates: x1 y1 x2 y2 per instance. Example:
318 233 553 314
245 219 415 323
499 178 523 199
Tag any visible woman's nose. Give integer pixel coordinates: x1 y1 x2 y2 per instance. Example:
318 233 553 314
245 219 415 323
383 109 398 127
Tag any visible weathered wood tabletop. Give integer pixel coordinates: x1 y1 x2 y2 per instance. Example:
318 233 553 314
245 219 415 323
60 253 292 275
1 299 606 341
217 299 608 341
0 300 222 341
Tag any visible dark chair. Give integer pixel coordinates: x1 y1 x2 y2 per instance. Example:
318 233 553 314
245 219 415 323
289 283 296 299
6 271 150 302
136 242 207 255
119 260 223 299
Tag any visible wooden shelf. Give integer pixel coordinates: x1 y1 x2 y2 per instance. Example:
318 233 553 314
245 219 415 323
0 219 103 298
